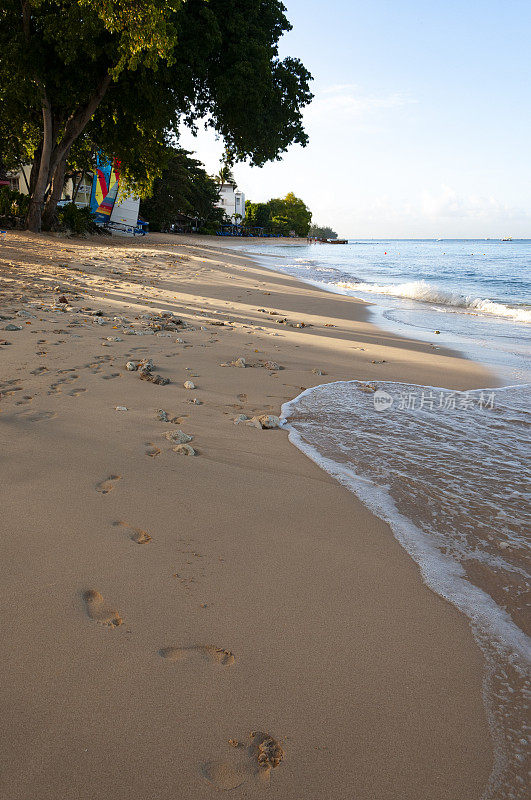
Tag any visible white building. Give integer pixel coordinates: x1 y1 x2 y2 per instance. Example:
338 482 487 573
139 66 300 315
6 165 93 208
215 183 245 222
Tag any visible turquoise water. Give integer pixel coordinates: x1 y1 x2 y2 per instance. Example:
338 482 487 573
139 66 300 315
231 238 531 383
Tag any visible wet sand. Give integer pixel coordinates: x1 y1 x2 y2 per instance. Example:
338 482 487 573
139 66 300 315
0 231 494 799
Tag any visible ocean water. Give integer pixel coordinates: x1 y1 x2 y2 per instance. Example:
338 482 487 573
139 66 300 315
233 238 531 384
228 239 530 798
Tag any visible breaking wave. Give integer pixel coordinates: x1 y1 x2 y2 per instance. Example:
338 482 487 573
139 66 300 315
333 279 531 323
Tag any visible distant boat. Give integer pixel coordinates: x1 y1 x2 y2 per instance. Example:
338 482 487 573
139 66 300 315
501 237 513 241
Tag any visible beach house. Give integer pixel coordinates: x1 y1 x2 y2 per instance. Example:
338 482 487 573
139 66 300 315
215 182 245 222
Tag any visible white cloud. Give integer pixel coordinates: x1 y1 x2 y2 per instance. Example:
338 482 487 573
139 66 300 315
305 83 417 120
420 186 530 221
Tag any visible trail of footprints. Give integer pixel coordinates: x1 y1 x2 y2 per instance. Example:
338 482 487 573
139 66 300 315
80 294 287 789
89 468 277 791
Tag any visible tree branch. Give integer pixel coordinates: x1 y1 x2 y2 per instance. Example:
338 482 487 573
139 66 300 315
48 72 112 177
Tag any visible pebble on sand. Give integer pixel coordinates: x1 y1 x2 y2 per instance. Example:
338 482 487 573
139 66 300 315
184 380 196 389
172 443 196 456
164 430 193 444
220 357 247 368
140 371 170 385
5 324 22 331
248 415 282 429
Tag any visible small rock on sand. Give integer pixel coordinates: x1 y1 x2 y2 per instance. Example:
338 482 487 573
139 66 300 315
248 415 281 429
234 414 249 424
115 406 128 412
140 370 169 385
172 443 196 456
5 324 22 331
164 430 193 444
184 380 196 390
125 361 138 371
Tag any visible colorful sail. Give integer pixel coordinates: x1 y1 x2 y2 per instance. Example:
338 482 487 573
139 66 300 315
94 178 119 222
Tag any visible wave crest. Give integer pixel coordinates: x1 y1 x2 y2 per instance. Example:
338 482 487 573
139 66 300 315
334 279 531 323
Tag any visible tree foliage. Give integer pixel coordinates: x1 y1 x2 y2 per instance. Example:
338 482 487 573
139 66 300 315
216 164 236 186
309 224 338 239
244 192 312 235
0 0 313 231
244 201 272 229
139 147 224 231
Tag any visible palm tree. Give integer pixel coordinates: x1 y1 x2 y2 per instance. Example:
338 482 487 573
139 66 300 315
216 164 236 186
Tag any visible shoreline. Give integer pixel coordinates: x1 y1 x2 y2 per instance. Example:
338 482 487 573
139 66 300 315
1 231 495 798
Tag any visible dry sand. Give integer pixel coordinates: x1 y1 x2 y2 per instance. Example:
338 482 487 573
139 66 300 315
0 231 494 799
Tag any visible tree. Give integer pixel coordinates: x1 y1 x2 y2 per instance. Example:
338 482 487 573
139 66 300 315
216 164 236 186
244 192 312 235
139 147 223 231
0 1 313 232
268 192 312 235
2 0 179 231
309 224 338 239
244 202 272 229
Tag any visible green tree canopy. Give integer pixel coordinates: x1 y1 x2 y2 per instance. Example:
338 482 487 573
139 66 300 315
0 0 312 231
139 146 224 231
309 224 338 239
216 164 236 186
244 202 272 229
244 192 312 235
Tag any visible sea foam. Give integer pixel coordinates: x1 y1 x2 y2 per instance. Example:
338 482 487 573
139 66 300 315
333 279 531 323
282 381 530 799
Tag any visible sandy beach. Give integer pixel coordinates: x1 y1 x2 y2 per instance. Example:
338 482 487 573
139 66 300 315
1 231 495 799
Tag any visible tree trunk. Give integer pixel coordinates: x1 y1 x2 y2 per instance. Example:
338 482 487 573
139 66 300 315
72 170 85 203
41 151 69 230
47 73 111 180
26 73 111 232
26 99 53 232
28 143 42 196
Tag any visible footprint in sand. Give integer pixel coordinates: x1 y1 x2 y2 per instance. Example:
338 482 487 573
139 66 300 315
21 410 56 422
113 520 152 544
101 372 121 380
68 387 87 396
200 761 247 791
83 590 123 628
201 731 284 790
95 475 121 494
159 645 235 666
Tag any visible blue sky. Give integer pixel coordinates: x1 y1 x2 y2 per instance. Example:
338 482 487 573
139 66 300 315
179 0 531 237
